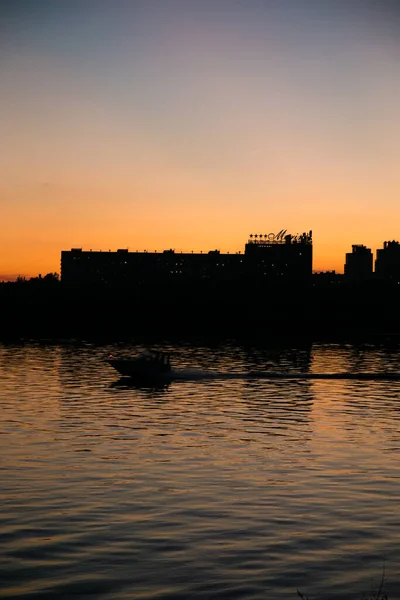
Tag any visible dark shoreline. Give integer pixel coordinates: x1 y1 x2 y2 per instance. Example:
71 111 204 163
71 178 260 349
1 279 399 345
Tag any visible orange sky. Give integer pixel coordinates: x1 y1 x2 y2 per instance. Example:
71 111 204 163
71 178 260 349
1 1 400 279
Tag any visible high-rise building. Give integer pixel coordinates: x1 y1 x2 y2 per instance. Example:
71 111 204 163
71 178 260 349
344 245 373 281
375 241 400 282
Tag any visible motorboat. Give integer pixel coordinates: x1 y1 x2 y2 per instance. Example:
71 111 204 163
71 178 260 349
108 350 172 379
108 351 400 383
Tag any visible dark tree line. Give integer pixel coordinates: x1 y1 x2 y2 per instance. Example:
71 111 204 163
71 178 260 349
12 272 60 285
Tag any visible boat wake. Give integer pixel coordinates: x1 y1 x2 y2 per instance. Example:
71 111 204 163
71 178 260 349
160 369 400 382
110 369 400 392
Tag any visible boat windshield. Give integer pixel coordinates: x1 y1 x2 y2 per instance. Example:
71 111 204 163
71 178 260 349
137 352 162 361
132 352 170 366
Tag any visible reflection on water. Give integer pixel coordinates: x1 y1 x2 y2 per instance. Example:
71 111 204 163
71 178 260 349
110 377 173 396
0 341 400 599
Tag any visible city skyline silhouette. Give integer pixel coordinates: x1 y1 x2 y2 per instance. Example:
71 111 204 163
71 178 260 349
1 231 399 282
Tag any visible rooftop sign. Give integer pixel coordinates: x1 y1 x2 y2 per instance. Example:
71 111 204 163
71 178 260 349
248 230 312 244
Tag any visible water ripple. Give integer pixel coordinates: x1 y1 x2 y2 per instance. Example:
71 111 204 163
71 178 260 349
0 341 400 598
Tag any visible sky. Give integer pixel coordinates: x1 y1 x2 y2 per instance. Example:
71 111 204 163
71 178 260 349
1 0 400 278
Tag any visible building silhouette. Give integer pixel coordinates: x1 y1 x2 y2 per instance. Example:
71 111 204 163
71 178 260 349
244 230 312 280
344 245 373 281
313 270 342 284
375 241 400 282
61 230 313 285
61 247 244 285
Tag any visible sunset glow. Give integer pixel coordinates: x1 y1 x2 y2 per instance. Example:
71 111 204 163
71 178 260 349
2 0 400 279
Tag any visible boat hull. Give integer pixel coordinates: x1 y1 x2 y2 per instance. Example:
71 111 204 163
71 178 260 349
108 359 171 379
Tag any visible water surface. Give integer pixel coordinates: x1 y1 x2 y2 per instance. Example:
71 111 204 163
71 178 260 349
1 341 399 599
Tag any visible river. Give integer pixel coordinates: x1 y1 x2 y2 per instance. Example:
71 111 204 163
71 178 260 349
1 340 399 599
